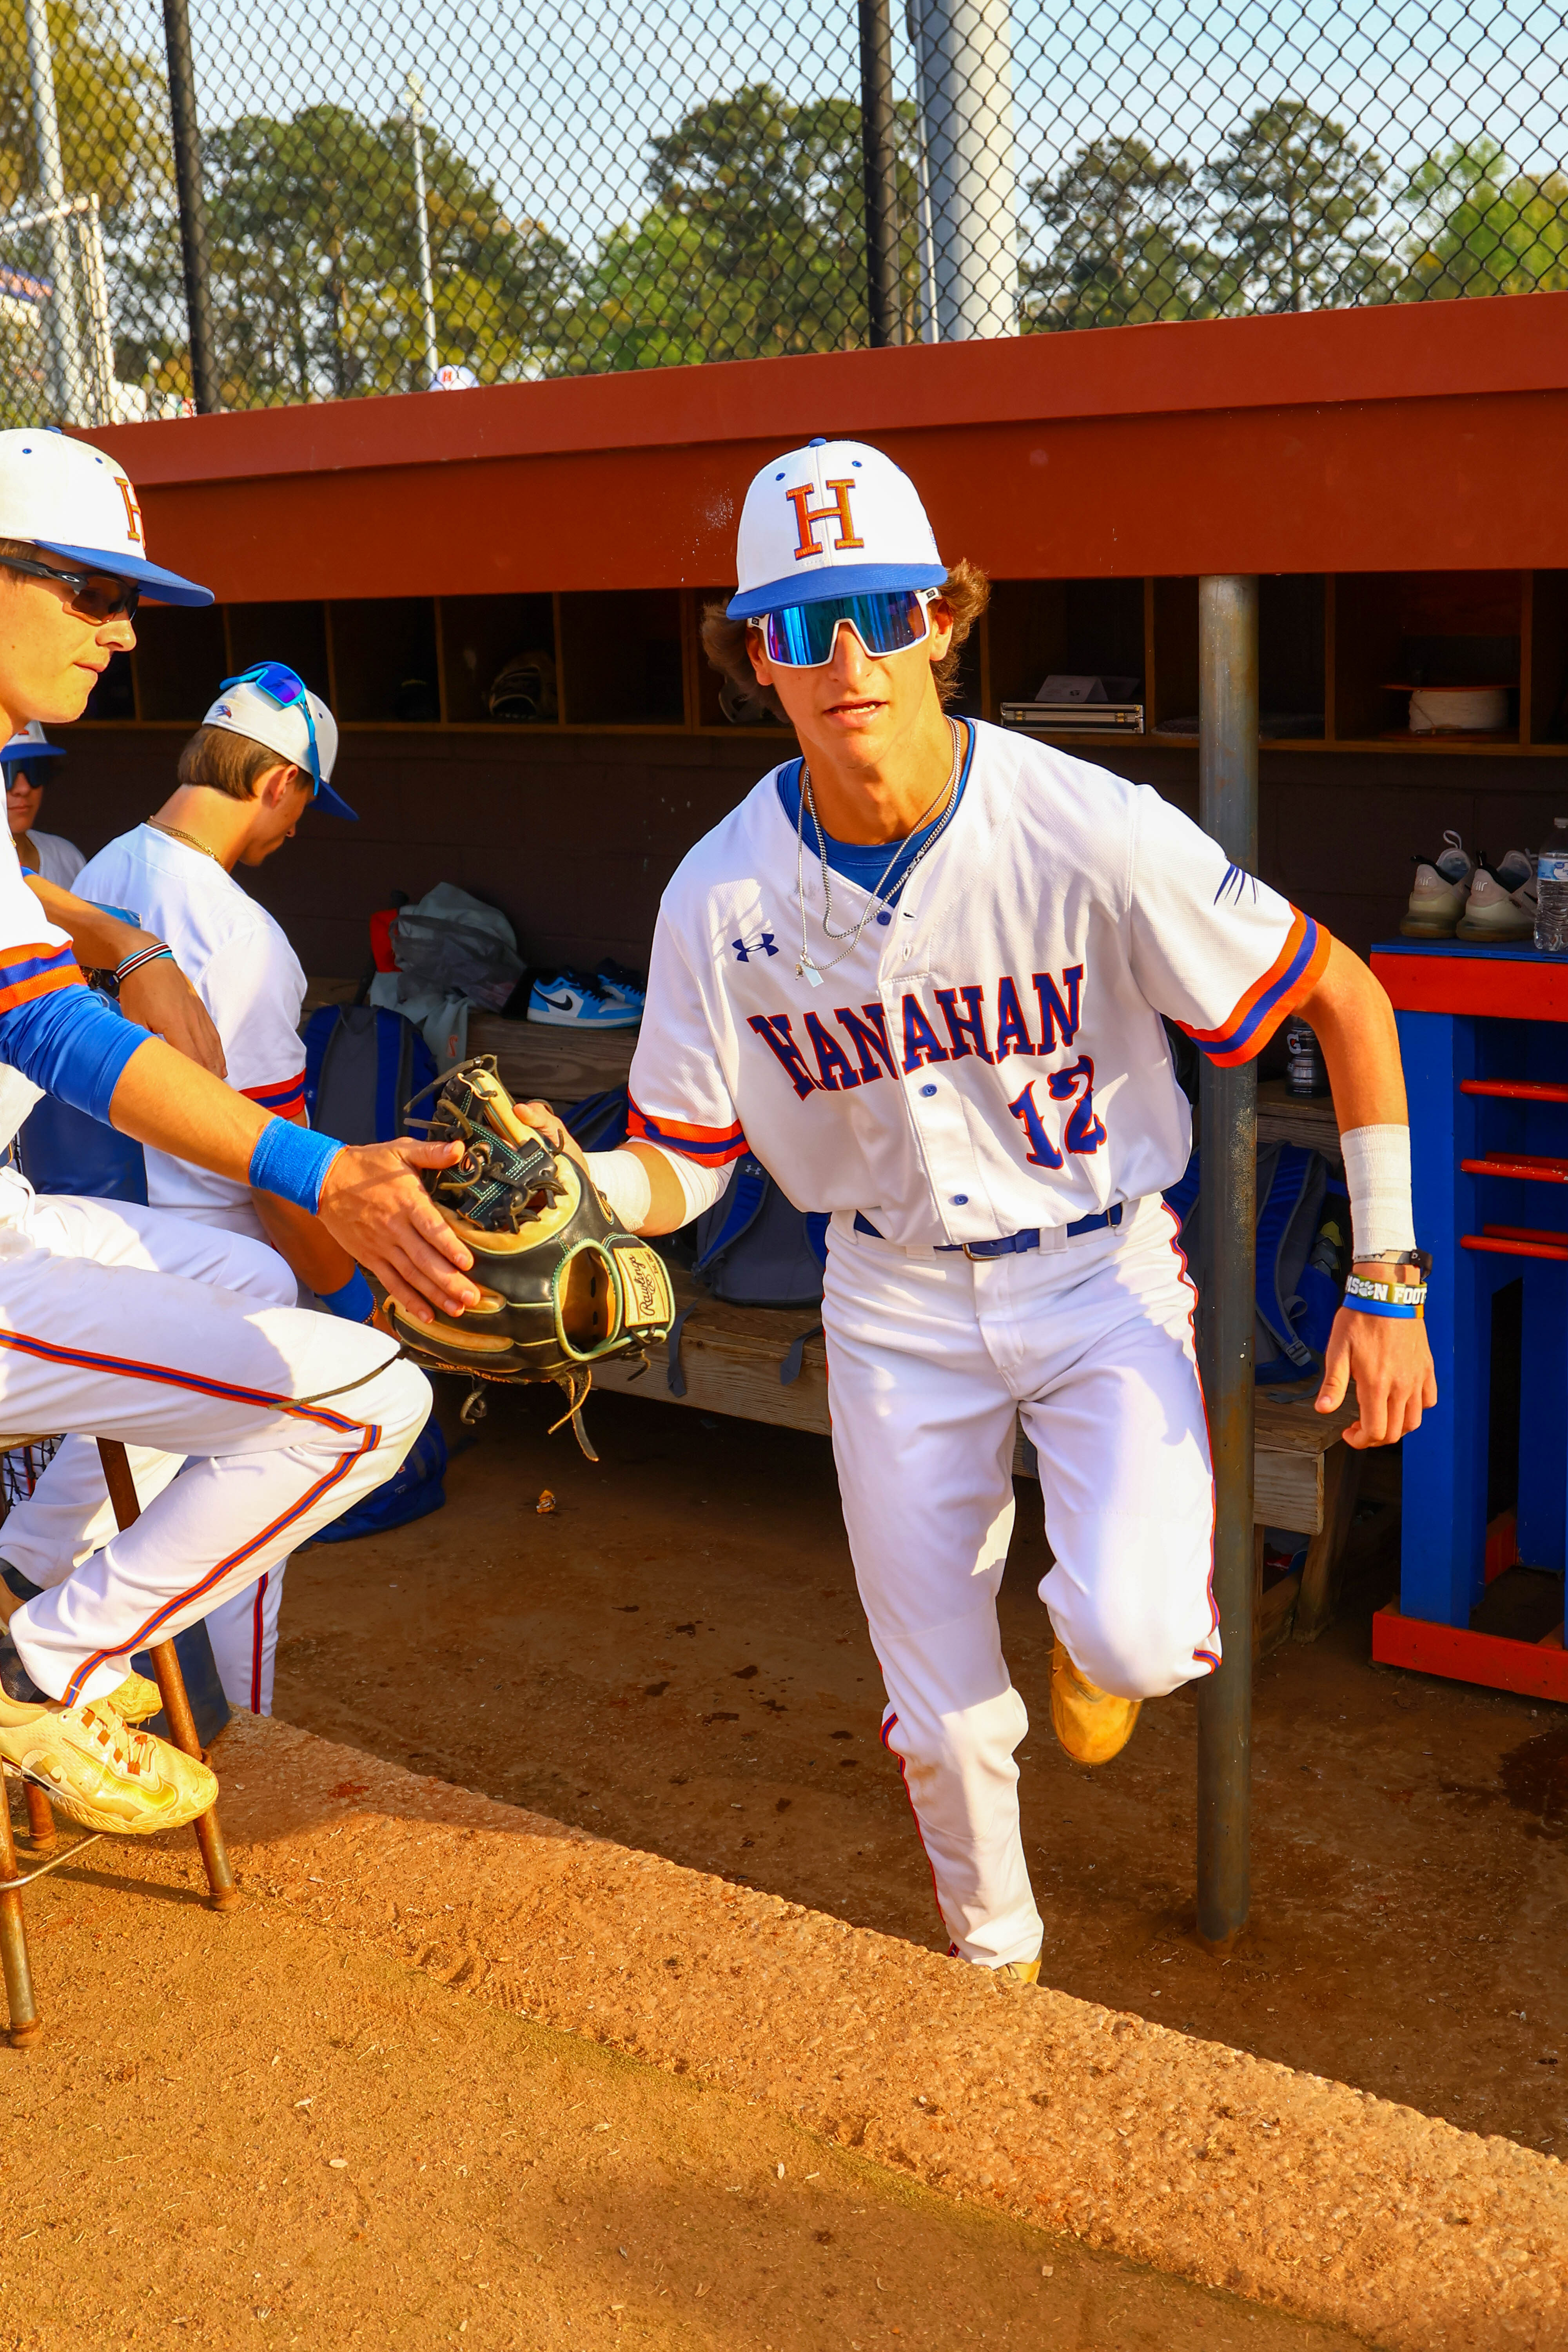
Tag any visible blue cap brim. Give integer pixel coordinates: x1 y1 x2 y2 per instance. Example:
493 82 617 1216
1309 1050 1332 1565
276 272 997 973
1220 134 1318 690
311 777 358 823
2 745 65 763
40 540 214 608
727 560 946 621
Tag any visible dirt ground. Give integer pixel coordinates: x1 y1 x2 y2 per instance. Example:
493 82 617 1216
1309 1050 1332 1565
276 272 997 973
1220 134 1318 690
5 1778 1374 2352
278 1381 1568 2157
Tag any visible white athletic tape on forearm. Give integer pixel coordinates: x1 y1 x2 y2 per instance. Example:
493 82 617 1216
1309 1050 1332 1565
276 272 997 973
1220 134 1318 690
585 1147 653 1232
644 1142 728 1227
1340 1124 1416 1259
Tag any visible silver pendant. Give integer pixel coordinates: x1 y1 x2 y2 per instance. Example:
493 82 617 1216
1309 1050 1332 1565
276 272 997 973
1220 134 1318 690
798 955 824 989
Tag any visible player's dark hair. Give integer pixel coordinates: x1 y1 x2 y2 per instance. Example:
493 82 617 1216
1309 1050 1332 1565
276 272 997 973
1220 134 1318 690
176 724 299 802
700 558 991 726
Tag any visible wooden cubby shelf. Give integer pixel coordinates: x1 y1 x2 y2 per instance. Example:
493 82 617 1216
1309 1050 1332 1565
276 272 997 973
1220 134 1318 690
76 571 1568 755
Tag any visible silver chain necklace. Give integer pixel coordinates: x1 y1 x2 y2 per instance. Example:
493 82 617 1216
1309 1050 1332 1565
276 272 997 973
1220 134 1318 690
794 719 962 987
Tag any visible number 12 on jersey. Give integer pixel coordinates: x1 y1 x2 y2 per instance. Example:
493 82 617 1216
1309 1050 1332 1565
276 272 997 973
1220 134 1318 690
1007 1056 1106 1169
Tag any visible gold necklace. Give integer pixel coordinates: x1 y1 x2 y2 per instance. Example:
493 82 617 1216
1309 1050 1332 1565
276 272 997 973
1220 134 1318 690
147 817 223 865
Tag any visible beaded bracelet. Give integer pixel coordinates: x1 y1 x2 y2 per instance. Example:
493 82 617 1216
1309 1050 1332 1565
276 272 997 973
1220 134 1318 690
1344 1272 1427 1321
113 941 174 986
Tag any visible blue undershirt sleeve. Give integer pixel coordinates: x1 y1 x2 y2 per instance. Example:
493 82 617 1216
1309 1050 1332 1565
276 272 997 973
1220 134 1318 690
0 985 150 1124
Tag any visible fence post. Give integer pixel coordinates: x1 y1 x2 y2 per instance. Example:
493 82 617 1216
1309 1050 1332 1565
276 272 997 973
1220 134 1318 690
160 0 219 413
858 0 899 347
908 0 1017 338
22 0 87 421
1195 573 1259 1954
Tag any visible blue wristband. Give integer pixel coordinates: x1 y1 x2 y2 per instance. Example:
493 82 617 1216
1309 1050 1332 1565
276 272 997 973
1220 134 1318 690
319 1268 374 1321
249 1117 343 1214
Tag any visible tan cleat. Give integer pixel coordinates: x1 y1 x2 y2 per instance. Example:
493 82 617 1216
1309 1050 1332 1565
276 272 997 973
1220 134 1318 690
0 1691 216 1837
993 1952 1042 1986
103 1668 163 1724
1050 1643 1141 1766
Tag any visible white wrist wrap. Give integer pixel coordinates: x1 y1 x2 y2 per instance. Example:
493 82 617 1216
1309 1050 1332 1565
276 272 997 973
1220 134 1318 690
585 1148 653 1232
1340 1124 1416 1260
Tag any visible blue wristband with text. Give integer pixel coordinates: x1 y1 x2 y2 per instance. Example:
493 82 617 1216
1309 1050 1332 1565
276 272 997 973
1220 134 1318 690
319 1269 375 1321
248 1117 343 1213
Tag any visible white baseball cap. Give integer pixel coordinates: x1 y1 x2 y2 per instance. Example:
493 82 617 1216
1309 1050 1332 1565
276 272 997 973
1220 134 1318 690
727 436 945 621
201 668 356 823
2 720 64 766
0 428 212 607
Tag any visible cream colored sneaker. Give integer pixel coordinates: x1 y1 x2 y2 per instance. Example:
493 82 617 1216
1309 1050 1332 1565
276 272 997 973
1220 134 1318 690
0 1688 216 1836
1050 1643 1141 1765
1400 831 1473 938
103 1669 163 1724
1457 858 1535 942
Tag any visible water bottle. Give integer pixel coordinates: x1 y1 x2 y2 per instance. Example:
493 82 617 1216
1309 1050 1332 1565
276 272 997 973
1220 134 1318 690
1284 1022 1330 1098
1535 819 1568 956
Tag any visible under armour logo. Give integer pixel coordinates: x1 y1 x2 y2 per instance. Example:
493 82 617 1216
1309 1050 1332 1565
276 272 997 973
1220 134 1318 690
732 932 779 963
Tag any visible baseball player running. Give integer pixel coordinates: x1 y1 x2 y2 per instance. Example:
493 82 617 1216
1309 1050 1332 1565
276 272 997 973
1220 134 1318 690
3 668 371 1717
561 438 1436 1981
0 427 481 1835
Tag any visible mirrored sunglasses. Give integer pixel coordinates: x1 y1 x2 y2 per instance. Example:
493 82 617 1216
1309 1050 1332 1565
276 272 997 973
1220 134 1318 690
220 662 322 792
761 589 935 669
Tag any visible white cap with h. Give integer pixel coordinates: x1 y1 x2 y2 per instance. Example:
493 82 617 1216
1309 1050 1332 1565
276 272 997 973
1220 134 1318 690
0 428 212 606
727 437 945 621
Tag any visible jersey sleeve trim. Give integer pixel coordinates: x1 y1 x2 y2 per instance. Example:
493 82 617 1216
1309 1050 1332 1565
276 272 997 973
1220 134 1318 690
240 1067 307 1123
0 942 82 1017
1177 910 1330 1067
627 1096 748 1165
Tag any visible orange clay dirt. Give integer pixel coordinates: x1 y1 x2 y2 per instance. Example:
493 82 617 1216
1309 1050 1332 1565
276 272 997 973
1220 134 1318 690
276 1381 1567 2159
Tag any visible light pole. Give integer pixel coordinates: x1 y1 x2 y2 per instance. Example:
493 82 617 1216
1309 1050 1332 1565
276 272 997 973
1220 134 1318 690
22 0 87 419
907 0 1018 339
405 72 440 390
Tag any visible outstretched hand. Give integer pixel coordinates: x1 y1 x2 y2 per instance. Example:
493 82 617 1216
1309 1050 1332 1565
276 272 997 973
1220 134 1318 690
1315 1281 1437 1448
318 1136 479 1322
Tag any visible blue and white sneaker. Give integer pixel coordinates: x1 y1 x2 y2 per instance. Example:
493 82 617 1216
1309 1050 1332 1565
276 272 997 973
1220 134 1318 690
526 971 640 1029
594 958 646 1020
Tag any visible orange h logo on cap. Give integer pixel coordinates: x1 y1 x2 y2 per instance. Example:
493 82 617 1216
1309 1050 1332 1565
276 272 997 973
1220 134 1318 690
785 479 864 563
114 476 143 544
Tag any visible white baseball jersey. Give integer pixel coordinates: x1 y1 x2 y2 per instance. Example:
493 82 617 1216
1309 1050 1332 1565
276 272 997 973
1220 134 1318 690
627 720 1329 1245
75 825 308 1223
21 831 86 890
0 827 78 1148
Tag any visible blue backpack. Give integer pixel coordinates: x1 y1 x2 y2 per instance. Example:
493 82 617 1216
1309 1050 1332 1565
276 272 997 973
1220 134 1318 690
303 1004 437 1143
1163 1142 1349 1383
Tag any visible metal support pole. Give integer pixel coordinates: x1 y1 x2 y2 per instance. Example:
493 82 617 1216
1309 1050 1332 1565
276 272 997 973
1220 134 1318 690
1195 573 1259 1955
858 0 900 347
908 0 1018 339
406 74 441 389
160 0 219 412
22 0 86 421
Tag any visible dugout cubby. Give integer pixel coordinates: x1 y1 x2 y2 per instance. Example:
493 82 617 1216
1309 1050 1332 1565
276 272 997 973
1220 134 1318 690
439 593 557 725
327 597 441 725
985 578 1146 715
130 603 227 724
225 601 331 704
556 589 684 728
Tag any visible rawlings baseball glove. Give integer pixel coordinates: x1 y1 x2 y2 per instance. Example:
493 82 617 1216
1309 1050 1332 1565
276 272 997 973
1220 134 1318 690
371 1057 673 1457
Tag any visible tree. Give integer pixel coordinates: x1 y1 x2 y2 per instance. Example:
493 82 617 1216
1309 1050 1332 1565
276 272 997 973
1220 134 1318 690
561 82 925 371
1022 134 1221 330
121 102 575 407
1397 138 1568 300
1205 100 1390 312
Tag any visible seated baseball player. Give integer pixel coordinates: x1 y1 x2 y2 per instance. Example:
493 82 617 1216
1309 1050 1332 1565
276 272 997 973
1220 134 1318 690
4 720 84 888
0 426 481 1838
548 436 1435 1984
3 666 368 1719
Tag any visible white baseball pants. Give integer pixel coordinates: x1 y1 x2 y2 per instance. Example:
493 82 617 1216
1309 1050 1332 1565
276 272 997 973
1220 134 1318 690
3 1198 310 1715
823 1192 1217 1971
0 1173 429 1706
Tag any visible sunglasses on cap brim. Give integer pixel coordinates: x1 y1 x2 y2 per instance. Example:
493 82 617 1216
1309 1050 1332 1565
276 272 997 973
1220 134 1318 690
759 589 936 669
220 662 322 792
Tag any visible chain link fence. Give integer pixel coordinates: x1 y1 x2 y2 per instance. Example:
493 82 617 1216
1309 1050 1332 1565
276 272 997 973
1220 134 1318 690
4 0 1566 423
